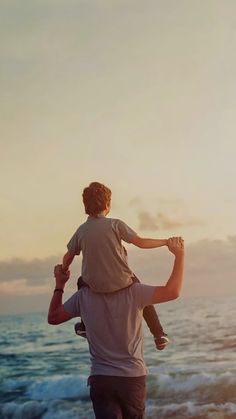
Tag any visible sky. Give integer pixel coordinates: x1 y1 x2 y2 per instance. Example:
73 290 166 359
1 0 236 314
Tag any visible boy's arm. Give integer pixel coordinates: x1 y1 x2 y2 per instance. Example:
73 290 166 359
131 236 168 249
62 251 75 273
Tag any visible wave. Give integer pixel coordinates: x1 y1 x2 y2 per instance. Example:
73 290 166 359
3 370 236 403
148 371 236 404
3 375 89 402
1 401 47 419
1 371 236 418
1 400 93 419
28 375 89 401
2 400 236 419
146 401 236 419
1 376 92 419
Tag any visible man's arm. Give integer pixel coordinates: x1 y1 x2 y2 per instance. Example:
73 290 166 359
152 237 184 304
47 265 73 325
131 236 168 249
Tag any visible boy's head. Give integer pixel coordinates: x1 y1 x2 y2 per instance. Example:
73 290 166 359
82 182 112 217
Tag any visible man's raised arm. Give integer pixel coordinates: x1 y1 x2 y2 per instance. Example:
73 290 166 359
152 237 184 304
47 265 73 325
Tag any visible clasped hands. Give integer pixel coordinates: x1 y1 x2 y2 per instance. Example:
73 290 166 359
54 264 70 288
167 237 184 255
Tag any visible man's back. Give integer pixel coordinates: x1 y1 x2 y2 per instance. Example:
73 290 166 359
64 283 156 377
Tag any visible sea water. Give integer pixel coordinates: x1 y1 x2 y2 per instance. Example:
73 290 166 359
0 296 236 419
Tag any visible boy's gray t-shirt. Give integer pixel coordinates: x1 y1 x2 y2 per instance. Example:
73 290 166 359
64 283 156 377
67 216 137 292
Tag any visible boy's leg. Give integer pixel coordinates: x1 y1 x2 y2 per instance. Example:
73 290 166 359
74 276 87 338
143 306 169 350
143 305 164 336
132 274 169 350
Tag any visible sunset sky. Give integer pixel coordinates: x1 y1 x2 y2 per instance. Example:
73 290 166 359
1 0 236 314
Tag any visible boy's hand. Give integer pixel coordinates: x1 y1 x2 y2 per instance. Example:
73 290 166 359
168 237 184 256
54 264 70 289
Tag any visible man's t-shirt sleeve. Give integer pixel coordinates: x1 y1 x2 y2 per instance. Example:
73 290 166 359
67 229 81 255
134 284 157 309
63 292 81 318
115 219 137 243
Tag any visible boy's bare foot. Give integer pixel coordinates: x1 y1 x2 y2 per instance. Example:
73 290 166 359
74 322 87 339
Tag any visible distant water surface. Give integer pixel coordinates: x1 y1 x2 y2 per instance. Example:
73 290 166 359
0 296 236 418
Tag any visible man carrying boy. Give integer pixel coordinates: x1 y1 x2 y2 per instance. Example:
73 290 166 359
61 182 173 349
48 236 184 419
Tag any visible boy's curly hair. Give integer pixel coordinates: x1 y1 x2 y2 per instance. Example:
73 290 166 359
82 182 112 217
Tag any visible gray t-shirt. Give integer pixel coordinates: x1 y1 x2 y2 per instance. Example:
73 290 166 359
64 283 156 377
67 216 137 292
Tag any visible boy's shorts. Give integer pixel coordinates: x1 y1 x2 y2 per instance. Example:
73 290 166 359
77 274 140 290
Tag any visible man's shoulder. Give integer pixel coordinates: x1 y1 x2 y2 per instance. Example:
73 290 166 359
119 283 155 297
80 284 155 309
130 283 156 305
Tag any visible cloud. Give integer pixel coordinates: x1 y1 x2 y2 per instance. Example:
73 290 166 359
0 256 60 285
158 212 203 229
131 197 204 231
138 211 203 231
0 254 81 298
138 211 159 230
0 254 82 303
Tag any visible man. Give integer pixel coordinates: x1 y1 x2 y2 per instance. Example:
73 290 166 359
48 236 184 419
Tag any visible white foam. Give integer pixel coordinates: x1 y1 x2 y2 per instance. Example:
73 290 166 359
150 371 236 397
2 401 47 419
28 375 89 401
1 400 94 419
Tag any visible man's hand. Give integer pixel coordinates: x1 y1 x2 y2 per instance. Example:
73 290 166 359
54 264 70 289
167 237 184 256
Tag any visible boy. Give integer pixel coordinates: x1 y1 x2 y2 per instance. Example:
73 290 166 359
61 182 170 350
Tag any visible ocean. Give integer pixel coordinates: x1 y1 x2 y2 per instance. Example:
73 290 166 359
0 296 236 419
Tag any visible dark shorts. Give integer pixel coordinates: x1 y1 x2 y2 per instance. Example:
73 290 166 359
89 375 146 419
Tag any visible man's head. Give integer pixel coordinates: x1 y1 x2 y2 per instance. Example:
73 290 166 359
82 182 112 217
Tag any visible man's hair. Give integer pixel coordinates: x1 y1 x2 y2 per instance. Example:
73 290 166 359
82 182 112 217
